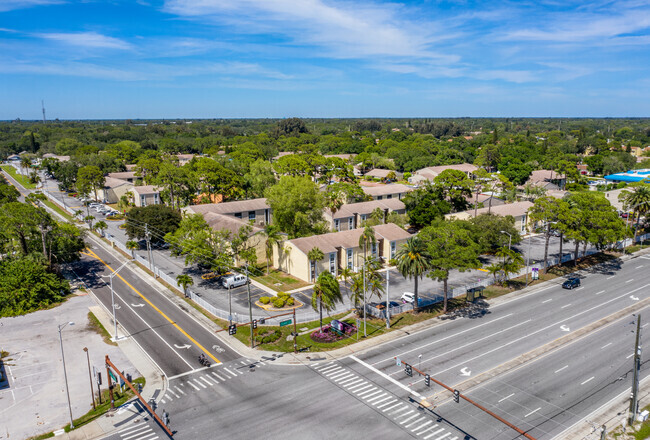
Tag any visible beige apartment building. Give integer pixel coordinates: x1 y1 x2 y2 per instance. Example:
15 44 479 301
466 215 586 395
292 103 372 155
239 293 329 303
132 185 162 207
186 198 272 227
325 199 406 232
273 223 411 283
361 183 413 201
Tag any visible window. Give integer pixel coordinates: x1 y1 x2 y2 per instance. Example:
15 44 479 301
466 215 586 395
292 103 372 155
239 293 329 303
140 195 146 207
348 218 354 229
521 215 527 232
360 214 367 221
153 193 159 205
249 211 256 222
347 249 353 270
371 242 377 258
390 241 396 259
334 219 340 231
377 195 383 200
234 212 242 219
387 194 392 199
329 253 336 275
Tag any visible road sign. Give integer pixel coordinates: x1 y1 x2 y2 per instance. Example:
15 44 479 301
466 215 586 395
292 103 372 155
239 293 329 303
280 319 292 327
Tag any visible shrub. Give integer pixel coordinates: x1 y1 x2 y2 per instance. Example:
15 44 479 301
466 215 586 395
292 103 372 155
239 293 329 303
277 291 290 298
272 297 286 308
286 297 294 306
256 329 282 344
260 296 270 304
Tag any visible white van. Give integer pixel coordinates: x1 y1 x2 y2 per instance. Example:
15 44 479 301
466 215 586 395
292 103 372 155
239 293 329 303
401 292 415 303
222 273 247 289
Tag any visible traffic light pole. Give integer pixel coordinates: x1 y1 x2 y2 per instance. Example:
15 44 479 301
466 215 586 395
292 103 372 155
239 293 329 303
629 314 642 425
395 357 537 440
106 355 173 437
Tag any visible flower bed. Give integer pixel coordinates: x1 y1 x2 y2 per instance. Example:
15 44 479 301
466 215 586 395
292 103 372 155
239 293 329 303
310 323 357 343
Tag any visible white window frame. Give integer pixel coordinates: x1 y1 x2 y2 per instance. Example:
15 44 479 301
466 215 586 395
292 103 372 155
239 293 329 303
390 241 396 259
347 249 353 270
249 211 256 222
329 253 336 276
334 219 340 231
348 217 354 229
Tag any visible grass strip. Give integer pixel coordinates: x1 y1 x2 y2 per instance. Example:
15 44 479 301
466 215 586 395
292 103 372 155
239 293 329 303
87 311 117 346
1 165 36 189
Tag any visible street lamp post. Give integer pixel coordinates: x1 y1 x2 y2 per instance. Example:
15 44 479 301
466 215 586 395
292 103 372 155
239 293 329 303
83 347 96 410
58 321 75 430
101 260 132 341
500 230 512 250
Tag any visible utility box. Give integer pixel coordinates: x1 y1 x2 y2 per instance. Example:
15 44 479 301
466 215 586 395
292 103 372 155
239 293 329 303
639 410 649 422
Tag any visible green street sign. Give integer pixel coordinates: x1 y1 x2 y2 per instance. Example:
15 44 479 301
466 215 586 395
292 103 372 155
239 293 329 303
280 319 292 327
108 370 118 383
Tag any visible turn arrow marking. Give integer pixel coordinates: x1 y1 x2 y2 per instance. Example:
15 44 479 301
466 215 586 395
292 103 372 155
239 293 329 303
131 303 145 308
560 325 570 332
630 295 640 301
460 367 472 376
174 344 191 349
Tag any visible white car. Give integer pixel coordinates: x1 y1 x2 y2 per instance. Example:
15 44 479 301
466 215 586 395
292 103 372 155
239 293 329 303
401 292 415 303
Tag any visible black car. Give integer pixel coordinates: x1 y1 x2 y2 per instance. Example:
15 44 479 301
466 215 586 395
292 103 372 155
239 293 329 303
562 277 581 289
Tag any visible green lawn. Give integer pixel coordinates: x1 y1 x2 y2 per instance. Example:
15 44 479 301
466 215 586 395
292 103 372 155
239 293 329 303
1 165 36 189
43 199 75 222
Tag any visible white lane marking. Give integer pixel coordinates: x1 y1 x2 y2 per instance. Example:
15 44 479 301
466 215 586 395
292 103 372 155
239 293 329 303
575 287 585 291
411 420 433 432
365 391 387 402
122 427 152 439
396 319 532 377
627 353 634 359
372 395 393 406
601 343 612 349
429 284 650 379
460 367 471 376
498 393 514 403
211 372 225 381
581 376 595 385
95 285 195 372
342 378 365 388
524 407 541 418
138 434 158 440
328 370 350 380
375 313 515 364
376 398 397 408
560 325 570 332
187 381 200 391
357 388 381 398
337 376 359 385
323 366 344 376
223 367 237 377
631 295 640 301
383 402 404 412
351 384 373 393
542 299 552 304
424 428 445 439
560 304 572 309
643 324 649 329
200 376 214 386
636 265 644 269
607 275 615 279
173 344 191 349
317 365 339 373
399 412 418 424
595 290 605 295
405 417 426 428
174 386 185 395
555 365 568 373
167 388 180 398
350 355 423 398
626 279 635 283
160 399 166 404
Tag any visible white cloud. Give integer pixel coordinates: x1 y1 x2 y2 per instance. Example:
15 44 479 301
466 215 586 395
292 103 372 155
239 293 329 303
0 0 64 12
163 0 451 61
35 31 132 50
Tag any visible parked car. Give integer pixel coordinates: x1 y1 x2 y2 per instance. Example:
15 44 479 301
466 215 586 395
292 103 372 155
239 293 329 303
222 273 248 289
562 277 581 289
401 292 415 303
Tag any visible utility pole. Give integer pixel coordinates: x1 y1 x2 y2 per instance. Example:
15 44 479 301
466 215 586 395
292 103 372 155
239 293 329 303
385 265 390 329
41 100 46 123
629 314 642 425
245 264 254 349
144 224 155 274
83 347 96 410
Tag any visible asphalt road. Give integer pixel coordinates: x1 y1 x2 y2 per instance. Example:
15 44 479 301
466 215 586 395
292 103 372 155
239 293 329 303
73 235 244 378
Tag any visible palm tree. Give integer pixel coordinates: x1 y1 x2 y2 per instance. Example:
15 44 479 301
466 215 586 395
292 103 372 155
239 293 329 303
492 247 525 285
263 224 282 275
307 247 324 283
126 240 139 258
20 156 32 175
312 271 343 331
395 237 432 313
176 274 194 297
338 266 353 299
358 226 376 336
83 215 95 228
93 220 107 237
620 184 650 244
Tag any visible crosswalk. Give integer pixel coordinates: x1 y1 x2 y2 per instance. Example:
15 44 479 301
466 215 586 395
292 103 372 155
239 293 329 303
161 359 259 404
312 361 458 440
117 423 158 440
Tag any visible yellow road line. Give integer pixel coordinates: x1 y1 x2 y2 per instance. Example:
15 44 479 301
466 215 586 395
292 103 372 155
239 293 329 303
478 268 489 272
84 248 221 364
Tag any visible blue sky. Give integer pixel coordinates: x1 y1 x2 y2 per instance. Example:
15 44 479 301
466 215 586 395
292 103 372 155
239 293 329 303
1 0 649 119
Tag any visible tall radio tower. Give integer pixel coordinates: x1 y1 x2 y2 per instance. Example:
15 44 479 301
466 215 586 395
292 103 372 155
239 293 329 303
41 100 46 123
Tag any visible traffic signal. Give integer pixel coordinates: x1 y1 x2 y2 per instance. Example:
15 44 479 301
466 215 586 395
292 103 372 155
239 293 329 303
228 324 237 335
424 374 430 387
453 390 460 403
405 363 412 377
259 318 265 324
252 319 258 329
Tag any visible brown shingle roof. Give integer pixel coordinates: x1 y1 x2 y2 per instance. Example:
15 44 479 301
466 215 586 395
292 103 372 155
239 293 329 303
103 177 133 189
204 212 262 237
362 184 413 197
462 201 534 218
187 198 269 215
289 223 411 255
332 199 405 219
107 171 137 181
132 185 160 195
